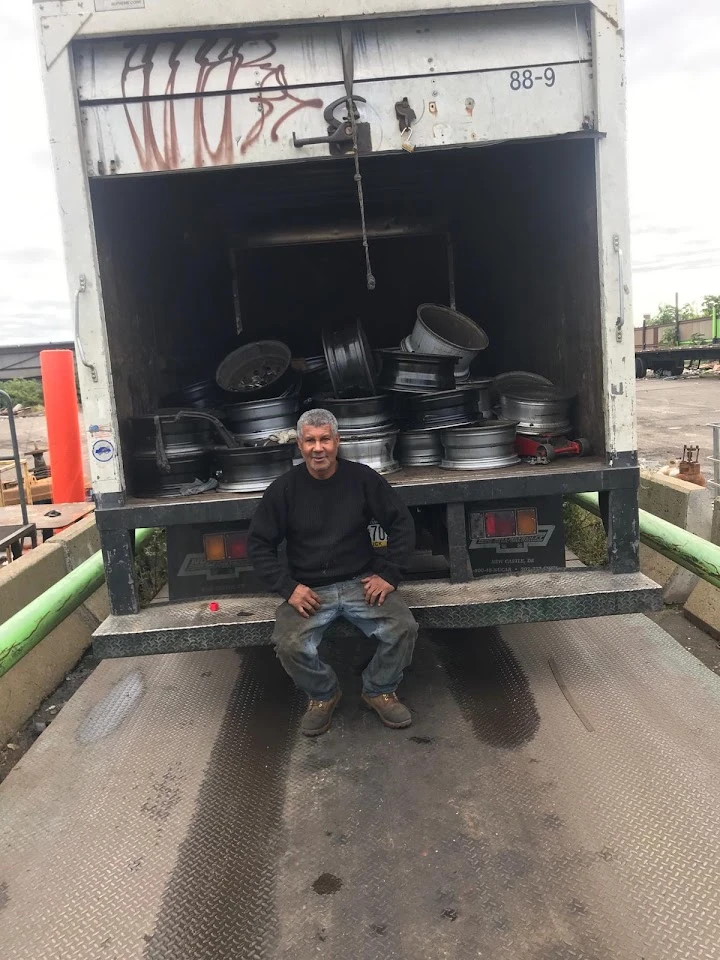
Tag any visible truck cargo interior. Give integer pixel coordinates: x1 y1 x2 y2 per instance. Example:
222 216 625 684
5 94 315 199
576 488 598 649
90 136 604 491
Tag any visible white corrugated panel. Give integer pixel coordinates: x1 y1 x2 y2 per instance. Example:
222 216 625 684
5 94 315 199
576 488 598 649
76 7 594 176
75 8 590 101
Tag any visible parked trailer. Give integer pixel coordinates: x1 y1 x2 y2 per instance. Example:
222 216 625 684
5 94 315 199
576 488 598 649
635 316 720 377
635 345 720 379
34 0 659 654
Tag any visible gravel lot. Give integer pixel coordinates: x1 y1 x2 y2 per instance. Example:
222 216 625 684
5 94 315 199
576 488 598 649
636 375 720 474
0 410 89 478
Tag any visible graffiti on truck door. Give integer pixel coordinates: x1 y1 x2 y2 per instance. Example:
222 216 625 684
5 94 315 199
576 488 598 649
120 35 323 172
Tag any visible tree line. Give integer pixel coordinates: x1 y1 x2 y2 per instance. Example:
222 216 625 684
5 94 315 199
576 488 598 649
647 295 720 325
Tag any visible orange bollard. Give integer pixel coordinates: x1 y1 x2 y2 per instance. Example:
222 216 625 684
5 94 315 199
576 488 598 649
40 350 85 504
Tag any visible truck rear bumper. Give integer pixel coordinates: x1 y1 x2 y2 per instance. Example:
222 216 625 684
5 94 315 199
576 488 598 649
93 570 662 658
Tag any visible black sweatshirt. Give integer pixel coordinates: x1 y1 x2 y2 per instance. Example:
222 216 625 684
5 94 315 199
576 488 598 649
247 459 416 599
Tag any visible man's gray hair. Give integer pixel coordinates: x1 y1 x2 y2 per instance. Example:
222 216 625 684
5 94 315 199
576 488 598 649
297 408 339 438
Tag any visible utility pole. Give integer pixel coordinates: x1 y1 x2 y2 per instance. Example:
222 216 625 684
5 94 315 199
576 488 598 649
675 292 681 345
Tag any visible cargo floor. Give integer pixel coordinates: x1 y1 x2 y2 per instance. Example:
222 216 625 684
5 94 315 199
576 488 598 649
99 457 631 526
3 615 720 959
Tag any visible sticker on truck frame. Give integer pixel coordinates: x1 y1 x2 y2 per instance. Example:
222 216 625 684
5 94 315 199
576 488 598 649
91 438 115 463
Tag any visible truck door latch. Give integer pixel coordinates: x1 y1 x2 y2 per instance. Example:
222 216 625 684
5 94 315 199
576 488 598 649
395 97 417 132
395 98 417 152
293 96 371 156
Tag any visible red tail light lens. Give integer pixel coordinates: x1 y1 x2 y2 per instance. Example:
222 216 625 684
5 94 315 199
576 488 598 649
226 532 248 560
484 510 517 538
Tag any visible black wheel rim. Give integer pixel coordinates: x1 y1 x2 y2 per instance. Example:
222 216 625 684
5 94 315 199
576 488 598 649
322 320 377 398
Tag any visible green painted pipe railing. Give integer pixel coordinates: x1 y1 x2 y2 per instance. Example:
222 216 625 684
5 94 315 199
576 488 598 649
570 492 720 590
6 497 720 680
0 528 153 680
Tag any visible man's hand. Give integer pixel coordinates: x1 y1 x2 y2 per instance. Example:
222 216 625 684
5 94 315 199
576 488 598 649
288 584 321 619
361 574 395 606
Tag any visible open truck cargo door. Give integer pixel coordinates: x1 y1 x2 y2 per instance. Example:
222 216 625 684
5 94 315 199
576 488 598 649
75 6 594 176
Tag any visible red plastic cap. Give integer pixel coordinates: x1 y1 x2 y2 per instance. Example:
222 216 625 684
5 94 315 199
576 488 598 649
208 601 220 612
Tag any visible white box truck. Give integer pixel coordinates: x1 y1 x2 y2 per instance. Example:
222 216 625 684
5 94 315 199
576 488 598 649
33 0 660 656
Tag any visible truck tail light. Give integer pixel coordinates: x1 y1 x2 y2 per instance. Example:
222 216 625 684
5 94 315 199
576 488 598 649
516 508 538 535
226 532 248 559
484 510 516 538
203 533 226 561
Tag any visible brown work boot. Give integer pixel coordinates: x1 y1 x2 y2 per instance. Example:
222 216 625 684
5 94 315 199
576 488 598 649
362 691 412 729
301 690 342 737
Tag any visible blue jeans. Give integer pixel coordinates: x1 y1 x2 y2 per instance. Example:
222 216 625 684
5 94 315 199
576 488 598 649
271 577 418 700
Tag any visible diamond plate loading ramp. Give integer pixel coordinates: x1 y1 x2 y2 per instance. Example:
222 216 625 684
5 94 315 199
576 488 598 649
3 616 720 959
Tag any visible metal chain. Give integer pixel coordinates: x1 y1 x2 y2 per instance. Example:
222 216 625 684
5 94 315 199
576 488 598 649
347 97 376 291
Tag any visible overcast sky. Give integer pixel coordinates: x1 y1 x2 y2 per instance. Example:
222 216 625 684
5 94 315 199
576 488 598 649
0 1 718 345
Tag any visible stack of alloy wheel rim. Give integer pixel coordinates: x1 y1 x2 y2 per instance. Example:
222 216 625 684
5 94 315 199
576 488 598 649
216 396 299 490
400 304 489 382
440 420 520 470
222 396 298 443
161 379 224 411
313 395 395 438
306 394 400 473
215 444 295 493
130 409 215 497
396 429 444 467
339 431 400 475
497 385 574 437
396 389 480 431
491 370 553 397
376 349 458 394
322 319 377 398
298 355 332 400
392 389 480 468
216 340 299 398
459 379 494 419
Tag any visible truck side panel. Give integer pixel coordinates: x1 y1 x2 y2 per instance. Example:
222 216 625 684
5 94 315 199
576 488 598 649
592 5 636 461
36 46 126 496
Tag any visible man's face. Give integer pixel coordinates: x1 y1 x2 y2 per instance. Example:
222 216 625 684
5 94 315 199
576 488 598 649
299 423 340 478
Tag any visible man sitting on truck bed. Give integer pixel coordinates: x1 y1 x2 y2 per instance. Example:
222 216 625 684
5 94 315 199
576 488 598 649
247 408 418 736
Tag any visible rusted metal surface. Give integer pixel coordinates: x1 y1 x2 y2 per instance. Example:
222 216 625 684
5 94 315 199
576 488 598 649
0 502 94 530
